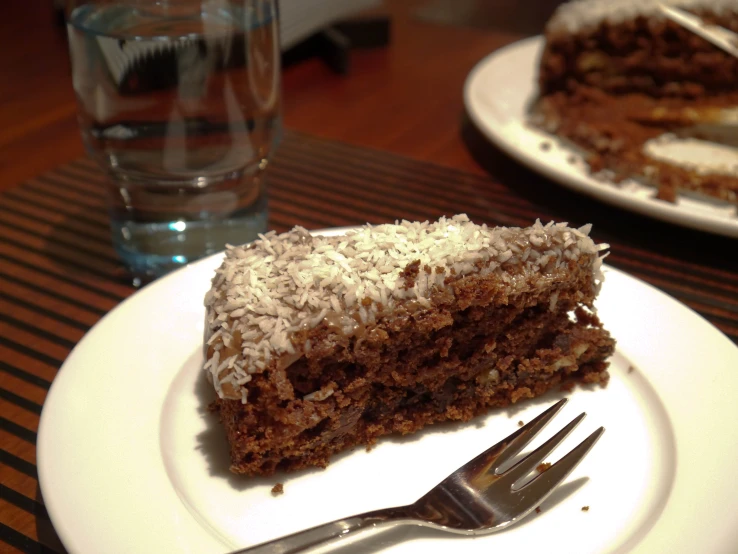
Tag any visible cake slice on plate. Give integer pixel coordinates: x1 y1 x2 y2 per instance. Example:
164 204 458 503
533 0 738 204
204 215 615 476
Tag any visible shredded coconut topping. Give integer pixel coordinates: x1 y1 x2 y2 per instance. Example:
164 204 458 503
203 215 606 402
547 0 738 34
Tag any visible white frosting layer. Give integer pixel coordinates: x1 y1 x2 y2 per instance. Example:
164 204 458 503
203 215 606 402
644 134 738 175
547 0 738 34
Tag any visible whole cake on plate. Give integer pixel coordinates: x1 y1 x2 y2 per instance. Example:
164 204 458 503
204 216 615 476
533 0 738 204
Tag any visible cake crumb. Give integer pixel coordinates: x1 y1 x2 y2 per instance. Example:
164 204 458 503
540 141 552 151
628 365 635 374
271 483 284 496
656 183 677 203
535 506 542 514
581 506 590 512
518 420 524 427
536 462 552 473
559 381 576 392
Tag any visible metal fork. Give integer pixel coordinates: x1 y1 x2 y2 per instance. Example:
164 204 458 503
233 398 603 553
658 4 738 60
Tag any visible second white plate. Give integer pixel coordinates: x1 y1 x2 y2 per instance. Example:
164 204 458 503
463 36 738 238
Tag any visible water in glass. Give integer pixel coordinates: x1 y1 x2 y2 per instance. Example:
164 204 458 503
67 0 280 280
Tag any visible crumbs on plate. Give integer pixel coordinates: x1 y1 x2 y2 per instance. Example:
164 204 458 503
271 483 284 496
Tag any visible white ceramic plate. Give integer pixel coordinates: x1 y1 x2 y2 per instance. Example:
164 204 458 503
463 36 738 238
38 228 738 554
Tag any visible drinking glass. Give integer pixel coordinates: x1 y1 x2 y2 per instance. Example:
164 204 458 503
66 0 281 283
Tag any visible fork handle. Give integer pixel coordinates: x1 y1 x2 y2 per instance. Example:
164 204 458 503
230 505 413 554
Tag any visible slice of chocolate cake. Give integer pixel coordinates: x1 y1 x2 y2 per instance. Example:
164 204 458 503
203 215 615 476
533 0 738 204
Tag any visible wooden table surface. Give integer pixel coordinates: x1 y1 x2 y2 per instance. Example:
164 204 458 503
1 1 737 553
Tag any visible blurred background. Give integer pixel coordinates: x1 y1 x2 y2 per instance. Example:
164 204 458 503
1 0 568 193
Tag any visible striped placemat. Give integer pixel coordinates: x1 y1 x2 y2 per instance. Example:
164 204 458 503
1 129 737 553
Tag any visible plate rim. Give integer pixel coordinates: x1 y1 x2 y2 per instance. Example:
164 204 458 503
37 228 738 553
463 35 738 238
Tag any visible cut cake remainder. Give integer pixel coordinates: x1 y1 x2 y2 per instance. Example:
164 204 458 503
204 215 615 476
533 0 738 204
